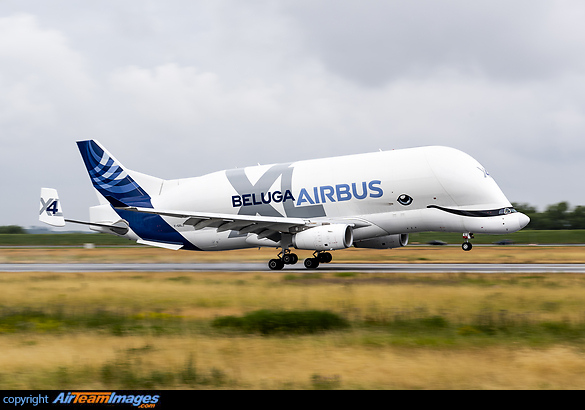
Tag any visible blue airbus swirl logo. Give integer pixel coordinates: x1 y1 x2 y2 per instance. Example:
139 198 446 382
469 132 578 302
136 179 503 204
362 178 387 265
77 140 152 208
78 141 142 197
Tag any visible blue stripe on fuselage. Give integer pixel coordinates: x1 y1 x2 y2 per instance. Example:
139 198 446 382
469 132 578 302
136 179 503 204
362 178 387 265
115 209 200 251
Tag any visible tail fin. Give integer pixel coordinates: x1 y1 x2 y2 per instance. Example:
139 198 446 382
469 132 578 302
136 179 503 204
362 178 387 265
39 188 65 227
76 140 160 208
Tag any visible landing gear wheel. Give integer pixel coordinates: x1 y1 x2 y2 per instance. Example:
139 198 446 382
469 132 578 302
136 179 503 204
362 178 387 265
304 258 320 269
268 259 284 270
282 253 298 265
318 252 332 263
462 242 473 251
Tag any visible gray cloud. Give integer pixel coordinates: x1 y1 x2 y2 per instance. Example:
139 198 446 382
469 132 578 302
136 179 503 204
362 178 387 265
286 1 585 85
0 1 584 228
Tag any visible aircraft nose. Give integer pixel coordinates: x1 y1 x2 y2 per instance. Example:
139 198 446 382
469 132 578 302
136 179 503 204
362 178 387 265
518 213 530 229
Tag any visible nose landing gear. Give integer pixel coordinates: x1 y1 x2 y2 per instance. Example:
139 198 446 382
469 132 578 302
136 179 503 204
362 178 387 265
462 233 474 251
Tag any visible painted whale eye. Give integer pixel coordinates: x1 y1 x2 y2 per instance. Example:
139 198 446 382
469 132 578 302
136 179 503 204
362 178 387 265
397 194 413 206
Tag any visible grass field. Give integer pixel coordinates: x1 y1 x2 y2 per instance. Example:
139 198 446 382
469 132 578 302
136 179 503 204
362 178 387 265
2 245 585 264
2 244 585 389
2 229 585 247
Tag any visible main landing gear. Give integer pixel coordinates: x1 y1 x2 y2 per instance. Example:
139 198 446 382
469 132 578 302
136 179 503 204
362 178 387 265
462 233 474 251
268 250 333 270
303 251 333 269
268 249 299 270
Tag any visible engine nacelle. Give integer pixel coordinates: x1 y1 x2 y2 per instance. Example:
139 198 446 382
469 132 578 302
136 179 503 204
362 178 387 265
353 233 409 249
292 224 353 251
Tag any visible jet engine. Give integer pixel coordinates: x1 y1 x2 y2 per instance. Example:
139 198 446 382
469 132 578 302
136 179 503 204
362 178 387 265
292 224 353 251
353 233 409 249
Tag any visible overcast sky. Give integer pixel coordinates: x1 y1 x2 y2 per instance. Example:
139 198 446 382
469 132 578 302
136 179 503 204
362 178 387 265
2 0 585 228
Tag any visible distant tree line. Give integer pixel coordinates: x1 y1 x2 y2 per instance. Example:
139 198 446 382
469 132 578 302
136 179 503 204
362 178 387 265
513 202 585 230
0 225 26 234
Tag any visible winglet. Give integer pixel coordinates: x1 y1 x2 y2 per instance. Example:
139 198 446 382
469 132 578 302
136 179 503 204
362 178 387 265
39 188 65 227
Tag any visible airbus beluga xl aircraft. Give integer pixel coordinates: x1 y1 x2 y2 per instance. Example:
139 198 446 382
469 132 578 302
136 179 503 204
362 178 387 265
40 140 529 270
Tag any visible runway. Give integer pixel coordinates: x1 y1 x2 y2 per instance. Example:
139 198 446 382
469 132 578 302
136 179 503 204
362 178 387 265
2 263 585 273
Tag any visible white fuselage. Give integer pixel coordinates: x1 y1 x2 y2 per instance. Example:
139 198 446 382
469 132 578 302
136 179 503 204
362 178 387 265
104 146 529 251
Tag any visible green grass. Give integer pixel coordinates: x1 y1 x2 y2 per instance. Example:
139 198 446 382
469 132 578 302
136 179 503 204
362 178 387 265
0 233 136 246
1 230 585 247
99 352 229 389
5 270 585 389
0 307 187 336
6 348 231 390
212 310 350 335
409 229 585 245
5 304 585 346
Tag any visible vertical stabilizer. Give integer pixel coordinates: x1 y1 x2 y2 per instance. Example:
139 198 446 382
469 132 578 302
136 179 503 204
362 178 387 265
76 140 160 208
76 140 194 249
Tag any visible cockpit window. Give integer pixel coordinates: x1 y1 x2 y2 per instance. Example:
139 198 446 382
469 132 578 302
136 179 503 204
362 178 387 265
500 208 517 215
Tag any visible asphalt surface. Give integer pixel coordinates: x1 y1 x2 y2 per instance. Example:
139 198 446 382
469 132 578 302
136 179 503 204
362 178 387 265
1 263 585 273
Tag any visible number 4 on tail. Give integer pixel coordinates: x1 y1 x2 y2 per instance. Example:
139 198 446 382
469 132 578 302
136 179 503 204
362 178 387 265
40 198 60 216
39 188 65 227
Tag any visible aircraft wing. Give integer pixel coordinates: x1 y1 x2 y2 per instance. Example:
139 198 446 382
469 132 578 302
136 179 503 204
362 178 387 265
115 206 372 242
116 206 309 240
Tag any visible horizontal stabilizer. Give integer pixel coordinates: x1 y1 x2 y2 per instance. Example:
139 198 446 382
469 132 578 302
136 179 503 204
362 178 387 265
39 188 130 235
137 239 183 250
65 219 130 236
